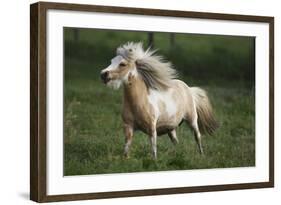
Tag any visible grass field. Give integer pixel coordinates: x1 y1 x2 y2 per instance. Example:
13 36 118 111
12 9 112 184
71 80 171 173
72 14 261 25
63 28 255 176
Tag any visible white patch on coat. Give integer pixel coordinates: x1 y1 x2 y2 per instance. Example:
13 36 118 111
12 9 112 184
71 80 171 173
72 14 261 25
147 89 177 119
102 55 123 72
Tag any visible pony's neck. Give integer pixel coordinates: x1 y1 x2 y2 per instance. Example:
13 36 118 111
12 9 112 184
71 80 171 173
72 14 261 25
123 74 148 108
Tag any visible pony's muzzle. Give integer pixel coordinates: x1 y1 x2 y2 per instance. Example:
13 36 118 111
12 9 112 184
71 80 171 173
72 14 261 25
100 71 110 84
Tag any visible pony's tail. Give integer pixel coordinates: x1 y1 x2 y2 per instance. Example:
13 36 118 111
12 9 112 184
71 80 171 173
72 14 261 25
190 87 219 135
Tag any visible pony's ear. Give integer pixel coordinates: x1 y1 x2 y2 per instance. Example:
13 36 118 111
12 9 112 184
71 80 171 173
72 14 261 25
135 60 142 68
127 72 134 85
128 72 133 80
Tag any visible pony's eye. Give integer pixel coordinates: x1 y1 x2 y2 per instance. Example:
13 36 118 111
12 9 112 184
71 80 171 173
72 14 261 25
119 63 126 67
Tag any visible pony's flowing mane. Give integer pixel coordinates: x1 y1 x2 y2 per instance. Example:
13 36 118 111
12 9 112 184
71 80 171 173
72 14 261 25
117 42 178 90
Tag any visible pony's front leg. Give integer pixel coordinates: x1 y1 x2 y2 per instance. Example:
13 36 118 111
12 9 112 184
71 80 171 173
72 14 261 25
123 124 134 158
149 129 157 159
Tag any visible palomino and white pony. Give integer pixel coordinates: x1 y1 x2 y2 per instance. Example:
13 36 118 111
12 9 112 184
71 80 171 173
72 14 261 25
100 42 218 159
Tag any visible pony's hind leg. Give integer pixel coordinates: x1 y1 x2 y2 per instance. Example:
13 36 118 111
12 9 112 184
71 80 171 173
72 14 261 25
168 129 179 145
123 124 134 158
185 115 204 154
191 119 204 155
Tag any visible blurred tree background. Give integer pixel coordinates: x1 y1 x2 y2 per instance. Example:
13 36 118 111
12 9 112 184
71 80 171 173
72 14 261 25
64 27 255 86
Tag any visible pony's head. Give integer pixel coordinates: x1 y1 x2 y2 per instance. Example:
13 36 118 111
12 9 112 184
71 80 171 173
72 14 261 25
100 42 177 90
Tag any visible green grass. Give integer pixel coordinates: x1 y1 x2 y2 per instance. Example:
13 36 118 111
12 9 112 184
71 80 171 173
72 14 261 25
63 58 255 176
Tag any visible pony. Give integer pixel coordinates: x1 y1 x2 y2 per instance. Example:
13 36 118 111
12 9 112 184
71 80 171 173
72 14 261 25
100 42 218 159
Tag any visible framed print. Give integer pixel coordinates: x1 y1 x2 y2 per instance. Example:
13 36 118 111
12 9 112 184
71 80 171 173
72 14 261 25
30 1 274 202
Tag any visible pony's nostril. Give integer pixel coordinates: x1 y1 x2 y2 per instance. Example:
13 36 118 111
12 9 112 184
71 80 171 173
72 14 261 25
100 71 109 82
